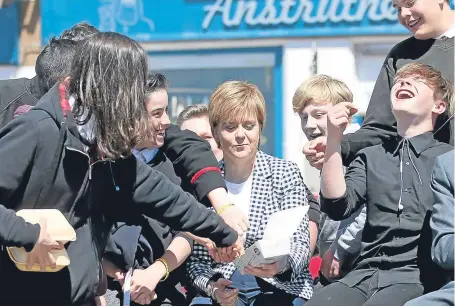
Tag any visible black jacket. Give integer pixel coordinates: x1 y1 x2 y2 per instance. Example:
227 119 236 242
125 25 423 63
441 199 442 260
105 150 196 272
0 76 43 129
0 84 237 305
0 76 227 199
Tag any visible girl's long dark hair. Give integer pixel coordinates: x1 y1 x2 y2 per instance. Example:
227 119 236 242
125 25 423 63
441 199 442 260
69 32 149 160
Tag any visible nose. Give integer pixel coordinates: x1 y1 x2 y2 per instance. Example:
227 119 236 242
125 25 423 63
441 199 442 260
400 7 412 20
161 113 171 129
305 115 317 129
400 79 412 87
235 126 246 141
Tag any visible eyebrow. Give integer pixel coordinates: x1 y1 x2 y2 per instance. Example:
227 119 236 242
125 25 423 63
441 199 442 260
150 106 166 111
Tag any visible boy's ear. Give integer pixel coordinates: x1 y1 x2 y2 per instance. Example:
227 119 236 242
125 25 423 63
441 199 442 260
433 99 447 115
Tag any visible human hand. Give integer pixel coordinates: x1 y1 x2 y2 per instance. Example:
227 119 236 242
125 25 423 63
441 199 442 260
243 262 281 278
102 258 126 286
192 235 220 262
320 249 340 280
27 218 64 271
216 237 244 263
212 278 239 306
302 136 327 170
130 267 160 305
219 205 249 238
327 102 357 144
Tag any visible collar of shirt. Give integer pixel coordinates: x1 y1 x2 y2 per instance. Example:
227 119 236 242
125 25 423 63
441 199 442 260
68 96 97 144
434 22 455 39
392 131 436 156
132 147 159 164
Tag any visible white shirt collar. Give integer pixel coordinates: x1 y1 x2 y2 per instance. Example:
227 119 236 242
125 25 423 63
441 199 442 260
434 22 455 39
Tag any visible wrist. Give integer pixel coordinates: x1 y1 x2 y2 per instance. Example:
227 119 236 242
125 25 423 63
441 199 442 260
216 203 234 215
206 281 218 300
153 258 170 281
326 137 342 153
208 187 229 211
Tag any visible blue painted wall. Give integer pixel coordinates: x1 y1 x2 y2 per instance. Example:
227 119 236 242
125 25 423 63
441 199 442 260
0 2 19 64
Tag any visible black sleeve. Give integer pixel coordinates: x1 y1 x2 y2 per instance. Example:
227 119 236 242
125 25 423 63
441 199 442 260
163 124 226 202
171 230 194 251
132 160 237 247
340 49 398 166
0 115 44 251
320 153 368 221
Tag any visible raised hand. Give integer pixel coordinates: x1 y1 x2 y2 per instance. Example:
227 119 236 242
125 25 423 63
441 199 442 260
303 136 327 170
327 102 358 144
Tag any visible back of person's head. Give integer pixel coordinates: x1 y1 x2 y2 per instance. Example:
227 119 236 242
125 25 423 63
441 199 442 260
35 38 78 93
146 73 168 95
177 104 209 127
69 32 149 160
58 22 99 41
209 80 266 131
394 63 454 118
292 75 353 114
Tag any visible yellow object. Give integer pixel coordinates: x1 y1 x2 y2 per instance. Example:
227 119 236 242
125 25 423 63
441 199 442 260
156 258 170 282
7 209 76 272
216 203 234 215
6 247 70 272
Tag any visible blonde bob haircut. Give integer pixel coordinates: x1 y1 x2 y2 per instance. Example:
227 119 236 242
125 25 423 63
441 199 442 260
209 80 266 131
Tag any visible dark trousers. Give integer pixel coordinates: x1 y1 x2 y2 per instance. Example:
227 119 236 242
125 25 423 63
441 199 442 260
307 271 424 306
190 270 306 306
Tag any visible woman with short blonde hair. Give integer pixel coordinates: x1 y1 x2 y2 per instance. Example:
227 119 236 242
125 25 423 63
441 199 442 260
187 81 316 306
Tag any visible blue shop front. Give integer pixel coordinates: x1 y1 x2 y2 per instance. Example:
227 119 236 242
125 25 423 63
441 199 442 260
41 0 408 165
0 1 19 78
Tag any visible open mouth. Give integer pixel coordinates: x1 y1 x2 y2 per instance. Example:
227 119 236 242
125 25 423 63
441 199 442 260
156 131 165 137
407 18 421 28
396 89 415 100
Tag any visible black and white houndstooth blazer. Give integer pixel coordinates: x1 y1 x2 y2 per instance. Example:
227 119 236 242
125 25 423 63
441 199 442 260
186 151 314 300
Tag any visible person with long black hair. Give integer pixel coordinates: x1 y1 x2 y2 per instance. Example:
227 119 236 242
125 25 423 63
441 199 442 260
0 32 240 305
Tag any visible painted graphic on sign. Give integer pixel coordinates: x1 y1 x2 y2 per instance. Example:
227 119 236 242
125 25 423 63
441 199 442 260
98 0 155 40
41 0 408 43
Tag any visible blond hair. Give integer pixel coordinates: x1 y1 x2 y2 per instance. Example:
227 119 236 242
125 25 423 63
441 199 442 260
209 81 266 130
395 63 454 117
292 75 353 114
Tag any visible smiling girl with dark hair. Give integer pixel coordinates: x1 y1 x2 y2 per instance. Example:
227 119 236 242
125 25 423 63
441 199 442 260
0 32 239 305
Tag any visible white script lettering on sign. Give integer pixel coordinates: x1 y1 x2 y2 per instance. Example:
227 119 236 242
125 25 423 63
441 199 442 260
202 0 397 30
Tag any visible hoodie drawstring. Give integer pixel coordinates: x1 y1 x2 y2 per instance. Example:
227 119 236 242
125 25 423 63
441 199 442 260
109 161 120 192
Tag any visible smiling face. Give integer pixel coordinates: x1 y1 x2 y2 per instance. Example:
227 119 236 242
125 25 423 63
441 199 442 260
393 0 450 39
299 103 331 141
391 75 446 123
136 89 170 149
